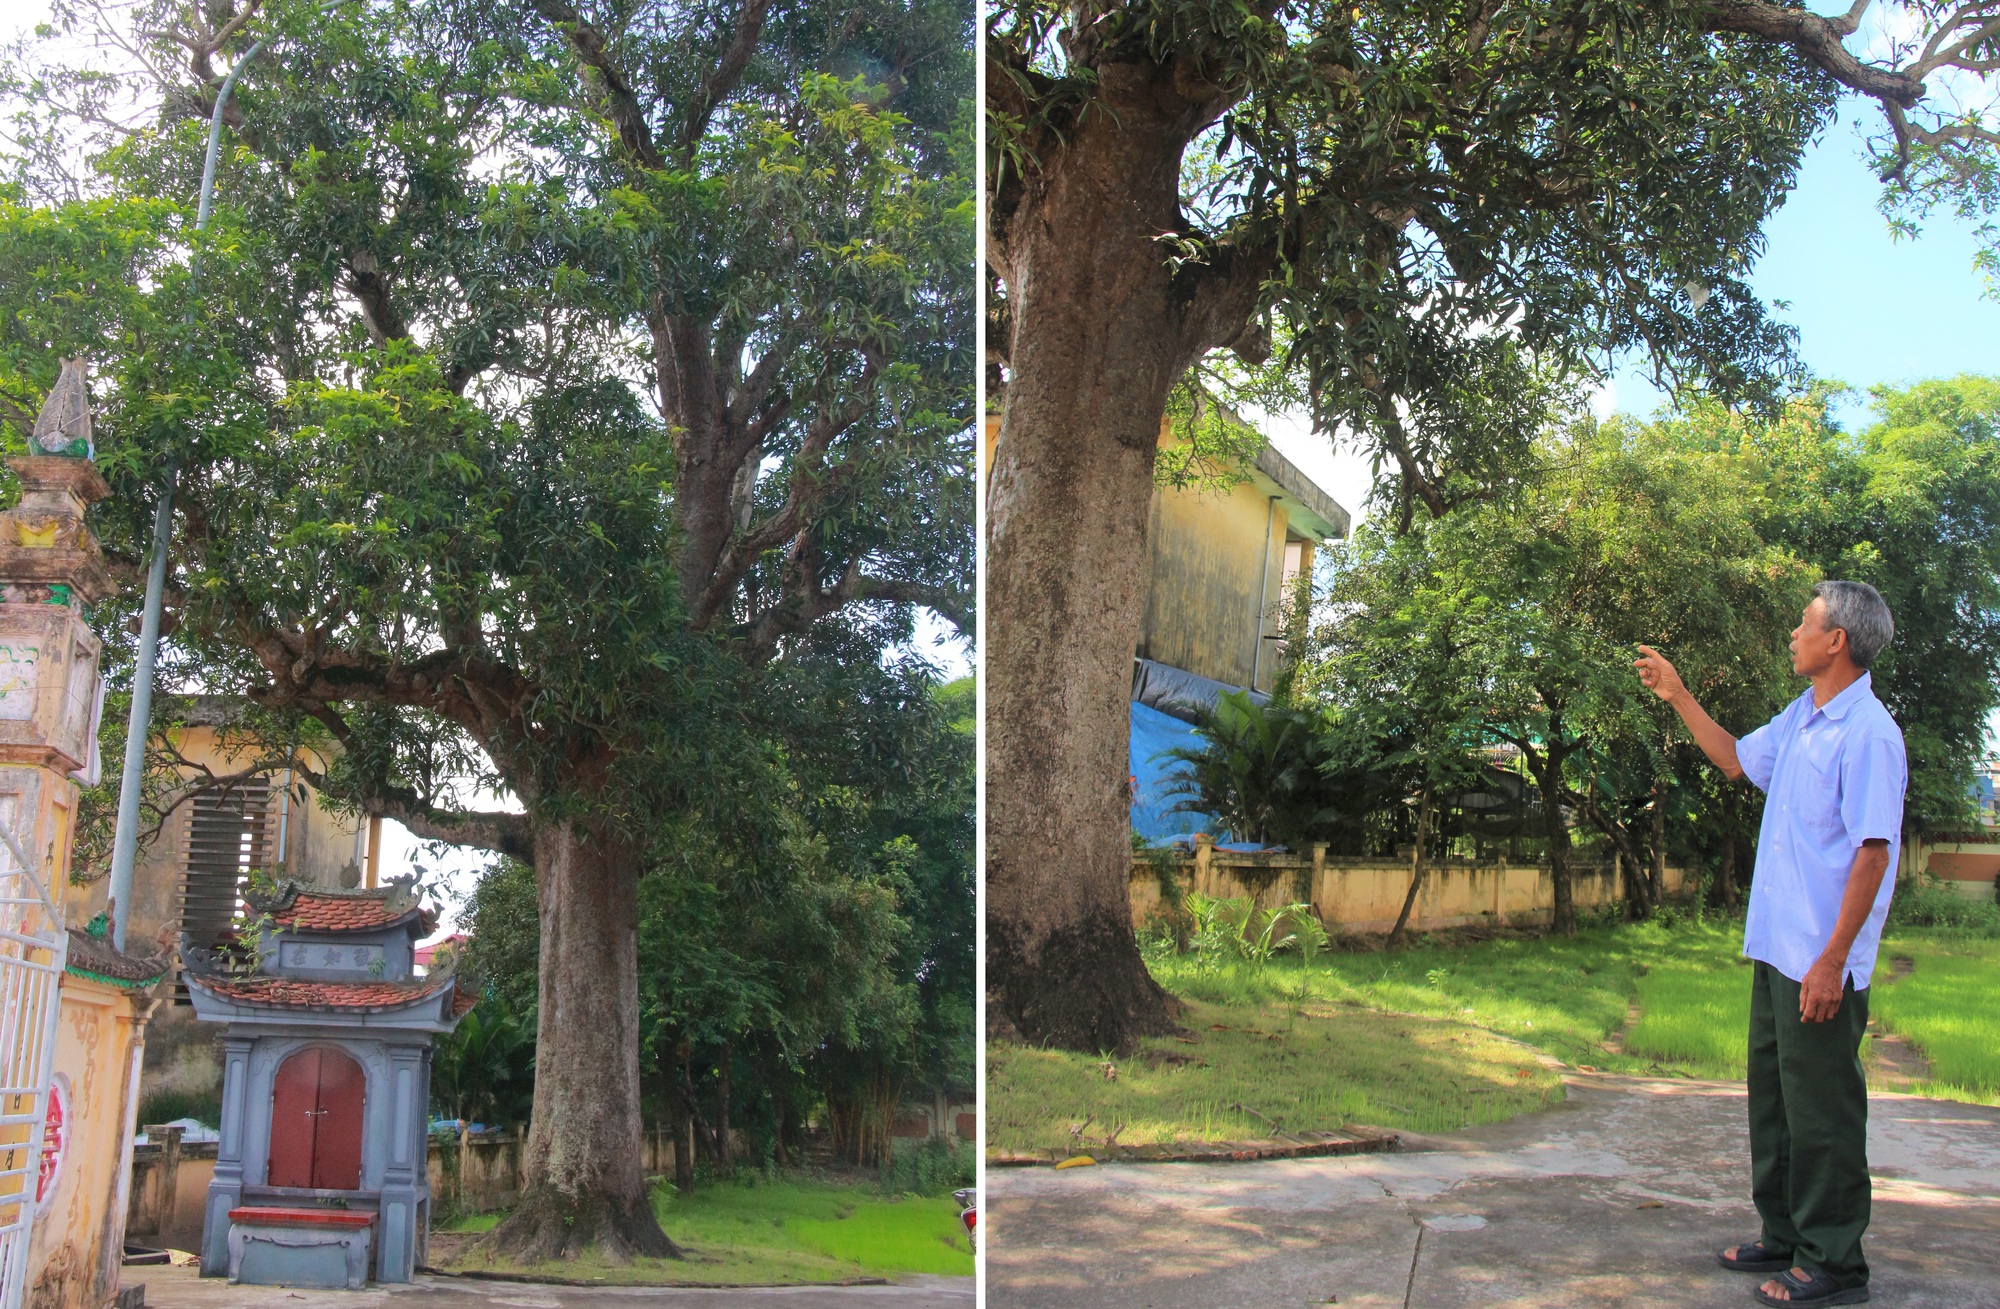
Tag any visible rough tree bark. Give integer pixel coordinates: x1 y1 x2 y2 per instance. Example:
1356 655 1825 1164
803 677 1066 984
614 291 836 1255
478 820 678 1261
987 55 1271 1052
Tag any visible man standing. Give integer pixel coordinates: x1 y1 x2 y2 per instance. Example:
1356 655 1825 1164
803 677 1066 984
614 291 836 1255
1634 581 1906 1309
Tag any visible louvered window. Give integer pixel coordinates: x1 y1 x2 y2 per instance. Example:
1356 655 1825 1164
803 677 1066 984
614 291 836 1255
177 781 273 952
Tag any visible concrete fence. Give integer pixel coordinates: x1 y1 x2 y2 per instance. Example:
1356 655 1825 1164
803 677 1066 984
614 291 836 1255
1131 835 1688 934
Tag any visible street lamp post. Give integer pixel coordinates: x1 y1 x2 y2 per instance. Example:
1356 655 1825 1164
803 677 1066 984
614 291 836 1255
104 40 265 952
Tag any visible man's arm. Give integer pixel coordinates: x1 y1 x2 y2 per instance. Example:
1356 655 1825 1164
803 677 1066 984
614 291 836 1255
1633 645 1742 779
1799 839 1891 1022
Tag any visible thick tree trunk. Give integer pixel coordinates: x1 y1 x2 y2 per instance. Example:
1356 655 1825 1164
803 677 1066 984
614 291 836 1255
986 58 1271 1053
1719 836 1738 910
478 820 679 1262
1387 791 1432 948
987 115 1186 1054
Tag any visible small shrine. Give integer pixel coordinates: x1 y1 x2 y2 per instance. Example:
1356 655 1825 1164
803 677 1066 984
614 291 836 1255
183 875 470 1287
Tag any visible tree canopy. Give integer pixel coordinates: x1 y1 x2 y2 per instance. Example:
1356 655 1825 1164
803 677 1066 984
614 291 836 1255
1169 378 2000 928
0 0 971 1261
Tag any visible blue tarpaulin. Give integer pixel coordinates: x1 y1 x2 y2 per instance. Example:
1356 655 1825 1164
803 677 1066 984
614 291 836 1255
1130 700 1216 846
1128 659 1275 850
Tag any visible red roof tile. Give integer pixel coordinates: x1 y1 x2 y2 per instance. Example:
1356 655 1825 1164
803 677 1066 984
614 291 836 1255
270 892 418 933
415 933 468 968
192 974 453 1014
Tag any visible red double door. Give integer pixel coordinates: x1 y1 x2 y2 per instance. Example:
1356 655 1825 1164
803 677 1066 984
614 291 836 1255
267 1047 366 1190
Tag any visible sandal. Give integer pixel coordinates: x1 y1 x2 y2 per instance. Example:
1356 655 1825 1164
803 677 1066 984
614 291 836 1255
1719 1241 1793 1273
1752 1266 1869 1307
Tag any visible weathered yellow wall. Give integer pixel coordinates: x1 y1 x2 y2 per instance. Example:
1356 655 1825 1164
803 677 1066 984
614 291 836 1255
66 729 365 947
1138 445 1291 691
1130 840 1688 934
26 976 149 1309
125 1132 213 1256
984 415 1309 693
1901 836 2000 902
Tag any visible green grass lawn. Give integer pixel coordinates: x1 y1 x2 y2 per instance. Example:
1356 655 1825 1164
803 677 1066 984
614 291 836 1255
1310 917 1756 1078
988 917 2000 1159
987 995 1564 1155
1873 932 2000 1104
438 1173 973 1284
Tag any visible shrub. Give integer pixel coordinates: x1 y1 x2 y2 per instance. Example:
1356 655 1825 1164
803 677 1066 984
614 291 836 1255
879 1136 973 1195
137 1087 220 1128
1888 871 2000 936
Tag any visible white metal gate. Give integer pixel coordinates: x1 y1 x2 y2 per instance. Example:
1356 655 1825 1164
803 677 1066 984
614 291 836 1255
0 820 66 1309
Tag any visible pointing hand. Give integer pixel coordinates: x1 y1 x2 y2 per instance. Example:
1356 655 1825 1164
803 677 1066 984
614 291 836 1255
1633 645 1685 703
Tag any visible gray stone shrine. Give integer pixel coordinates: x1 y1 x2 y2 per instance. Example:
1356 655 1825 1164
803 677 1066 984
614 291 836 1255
183 875 470 1286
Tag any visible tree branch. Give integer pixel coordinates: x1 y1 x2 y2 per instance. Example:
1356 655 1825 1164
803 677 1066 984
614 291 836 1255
1702 1 1924 106
361 792 534 863
531 0 666 172
691 360 882 629
745 560 969 657
681 0 771 158
283 720 536 863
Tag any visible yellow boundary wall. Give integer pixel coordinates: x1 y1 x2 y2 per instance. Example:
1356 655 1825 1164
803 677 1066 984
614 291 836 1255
1131 836 1688 934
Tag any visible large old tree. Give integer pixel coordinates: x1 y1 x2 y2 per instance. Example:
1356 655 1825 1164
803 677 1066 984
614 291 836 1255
1 0 969 1259
986 0 2000 1049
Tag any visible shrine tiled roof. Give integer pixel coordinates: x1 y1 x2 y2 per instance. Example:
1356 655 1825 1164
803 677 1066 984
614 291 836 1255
249 875 439 937
63 926 172 989
188 973 458 1015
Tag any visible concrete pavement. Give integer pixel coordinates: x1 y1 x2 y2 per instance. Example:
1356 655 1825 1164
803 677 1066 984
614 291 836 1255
986 1074 2000 1307
138 1265 973 1308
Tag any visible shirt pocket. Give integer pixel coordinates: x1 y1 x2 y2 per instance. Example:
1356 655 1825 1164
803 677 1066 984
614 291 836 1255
1797 732 1847 840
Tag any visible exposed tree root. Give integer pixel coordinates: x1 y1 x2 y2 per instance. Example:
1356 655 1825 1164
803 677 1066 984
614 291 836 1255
471 1187 683 1265
990 906 1181 1054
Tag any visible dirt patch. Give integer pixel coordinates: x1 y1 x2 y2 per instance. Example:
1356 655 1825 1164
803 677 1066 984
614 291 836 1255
1140 1049 1209 1070
1866 1028 1933 1088
426 1231 481 1266
1600 1000 1644 1055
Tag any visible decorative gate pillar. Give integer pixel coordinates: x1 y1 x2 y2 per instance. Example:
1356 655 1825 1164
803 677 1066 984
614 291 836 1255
0 359 171 1309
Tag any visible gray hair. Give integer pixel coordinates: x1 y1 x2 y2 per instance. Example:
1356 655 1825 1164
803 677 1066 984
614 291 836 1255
1812 580 1894 669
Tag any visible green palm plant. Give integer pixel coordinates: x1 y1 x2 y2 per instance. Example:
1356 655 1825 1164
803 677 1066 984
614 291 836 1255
431 998 537 1135
1162 693 1339 849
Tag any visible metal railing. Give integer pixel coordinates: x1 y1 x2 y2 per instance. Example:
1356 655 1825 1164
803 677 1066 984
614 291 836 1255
0 816 66 1309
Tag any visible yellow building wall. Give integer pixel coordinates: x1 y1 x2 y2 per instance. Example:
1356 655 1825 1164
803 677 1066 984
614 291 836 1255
25 976 149 1309
1138 451 1295 692
983 415 1314 694
66 728 366 948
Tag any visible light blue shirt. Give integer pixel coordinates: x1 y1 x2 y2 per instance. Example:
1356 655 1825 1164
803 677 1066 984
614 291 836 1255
1738 672 1907 989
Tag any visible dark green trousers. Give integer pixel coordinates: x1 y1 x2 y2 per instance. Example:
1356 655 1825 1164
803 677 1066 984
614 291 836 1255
1748 960 1872 1288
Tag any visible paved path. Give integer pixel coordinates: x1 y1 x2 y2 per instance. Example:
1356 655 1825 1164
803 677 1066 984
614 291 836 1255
139 1265 973 1308
986 1075 2000 1308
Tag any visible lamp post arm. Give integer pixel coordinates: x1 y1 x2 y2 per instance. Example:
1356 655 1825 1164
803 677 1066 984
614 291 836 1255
105 39 265 952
